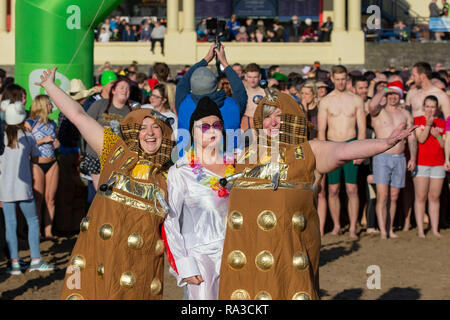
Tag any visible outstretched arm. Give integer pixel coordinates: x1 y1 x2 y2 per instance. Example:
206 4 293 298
310 123 417 174
35 67 104 157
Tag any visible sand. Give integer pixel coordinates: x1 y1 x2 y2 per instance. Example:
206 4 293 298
1 227 449 300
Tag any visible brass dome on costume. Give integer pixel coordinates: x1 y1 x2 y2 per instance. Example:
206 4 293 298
150 278 162 295
127 234 144 249
255 250 274 271
228 250 247 270
293 252 309 270
80 217 90 232
155 239 165 255
257 210 277 231
70 255 86 270
120 272 137 288
97 264 104 278
292 292 311 300
255 291 272 300
252 88 309 146
228 211 244 230
66 293 84 300
292 212 306 232
231 289 251 300
99 224 114 240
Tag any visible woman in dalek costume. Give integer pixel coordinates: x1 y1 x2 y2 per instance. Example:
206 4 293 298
36 67 175 300
218 82 417 300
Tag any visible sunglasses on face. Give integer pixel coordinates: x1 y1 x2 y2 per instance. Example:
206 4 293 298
196 121 224 133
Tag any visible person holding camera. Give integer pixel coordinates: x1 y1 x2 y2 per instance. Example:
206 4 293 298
175 43 247 157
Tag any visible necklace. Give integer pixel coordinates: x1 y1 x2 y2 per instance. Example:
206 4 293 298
187 149 235 198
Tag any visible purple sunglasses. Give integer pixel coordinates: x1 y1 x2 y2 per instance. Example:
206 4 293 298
197 121 224 133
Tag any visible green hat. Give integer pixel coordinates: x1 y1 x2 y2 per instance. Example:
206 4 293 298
101 70 118 86
272 72 288 82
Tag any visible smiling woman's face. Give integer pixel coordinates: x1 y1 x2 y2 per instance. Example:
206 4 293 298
262 108 282 137
139 117 162 154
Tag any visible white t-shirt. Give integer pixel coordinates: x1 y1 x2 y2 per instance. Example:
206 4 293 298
99 32 111 43
0 131 40 202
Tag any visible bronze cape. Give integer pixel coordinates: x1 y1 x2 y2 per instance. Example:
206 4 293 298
218 91 321 300
61 109 175 300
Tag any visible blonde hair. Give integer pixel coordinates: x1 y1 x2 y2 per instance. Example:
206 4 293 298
29 94 51 123
262 104 278 119
300 81 319 110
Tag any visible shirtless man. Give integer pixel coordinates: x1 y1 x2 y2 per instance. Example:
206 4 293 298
369 81 417 239
241 63 266 130
318 65 366 238
353 75 371 114
406 62 450 119
243 63 266 118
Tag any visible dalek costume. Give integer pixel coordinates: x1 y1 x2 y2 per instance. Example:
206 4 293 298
218 89 322 300
61 109 175 300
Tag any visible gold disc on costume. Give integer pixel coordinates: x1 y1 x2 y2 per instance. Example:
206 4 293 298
255 291 272 300
292 212 306 232
127 234 144 250
150 278 162 295
99 224 114 240
155 239 165 255
257 210 277 231
292 292 311 300
228 211 243 230
230 289 251 300
70 255 86 271
227 250 247 270
66 293 84 300
293 252 309 270
120 272 137 288
80 217 90 232
97 264 104 278
255 250 274 272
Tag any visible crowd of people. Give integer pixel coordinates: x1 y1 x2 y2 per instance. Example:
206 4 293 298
0 43 449 299
95 1 450 46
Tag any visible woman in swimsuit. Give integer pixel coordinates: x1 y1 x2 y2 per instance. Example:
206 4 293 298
25 95 60 240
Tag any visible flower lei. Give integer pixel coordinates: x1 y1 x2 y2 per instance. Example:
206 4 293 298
187 149 235 198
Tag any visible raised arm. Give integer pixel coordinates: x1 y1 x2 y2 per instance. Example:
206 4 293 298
368 88 385 117
175 44 216 112
220 46 248 118
35 67 104 157
310 123 417 174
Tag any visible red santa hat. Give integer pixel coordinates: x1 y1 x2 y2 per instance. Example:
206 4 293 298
387 80 404 97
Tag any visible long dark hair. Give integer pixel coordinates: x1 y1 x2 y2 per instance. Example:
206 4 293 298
105 77 133 114
5 123 28 149
152 84 170 111
2 84 26 103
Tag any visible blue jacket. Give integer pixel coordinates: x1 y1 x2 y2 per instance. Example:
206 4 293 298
175 59 247 157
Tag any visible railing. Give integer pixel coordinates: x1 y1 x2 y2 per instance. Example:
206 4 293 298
362 0 428 26
364 27 413 42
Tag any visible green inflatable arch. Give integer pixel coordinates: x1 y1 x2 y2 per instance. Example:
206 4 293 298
14 0 123 120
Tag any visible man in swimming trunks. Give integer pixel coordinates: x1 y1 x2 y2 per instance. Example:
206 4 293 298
369 81 417 239
318 65 366 238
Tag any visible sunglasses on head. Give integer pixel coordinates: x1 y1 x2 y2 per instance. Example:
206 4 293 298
197 121 224 133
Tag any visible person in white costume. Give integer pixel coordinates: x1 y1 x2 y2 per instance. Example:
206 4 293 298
163 97 234 300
